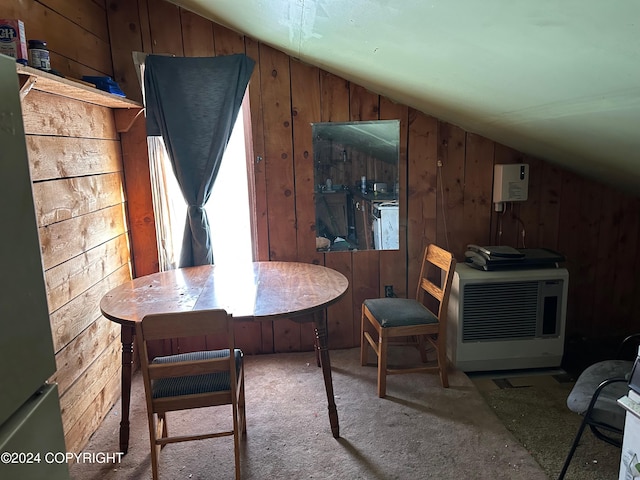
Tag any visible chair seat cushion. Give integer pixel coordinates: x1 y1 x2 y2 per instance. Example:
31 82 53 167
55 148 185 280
151 349 243 399
364 298 438 328
567 359 632 431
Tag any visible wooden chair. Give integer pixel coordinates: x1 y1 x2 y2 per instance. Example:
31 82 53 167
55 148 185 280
360 244 456 397
136 309 245 480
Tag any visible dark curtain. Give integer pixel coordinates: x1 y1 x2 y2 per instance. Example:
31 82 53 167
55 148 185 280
143 54 255 267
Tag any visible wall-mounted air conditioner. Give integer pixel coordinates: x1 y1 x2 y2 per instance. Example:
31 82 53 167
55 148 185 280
447 264 569 372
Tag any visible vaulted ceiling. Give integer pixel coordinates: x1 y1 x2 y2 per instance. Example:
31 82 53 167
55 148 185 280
171 0 640 194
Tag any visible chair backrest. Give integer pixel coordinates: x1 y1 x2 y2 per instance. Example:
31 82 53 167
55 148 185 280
136 309 237 401
414 244 456 322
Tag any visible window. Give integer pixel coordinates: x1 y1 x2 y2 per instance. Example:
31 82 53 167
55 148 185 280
206 108 253 267
148 108 253 270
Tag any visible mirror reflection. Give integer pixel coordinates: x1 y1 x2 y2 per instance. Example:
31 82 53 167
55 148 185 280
312 120 400 251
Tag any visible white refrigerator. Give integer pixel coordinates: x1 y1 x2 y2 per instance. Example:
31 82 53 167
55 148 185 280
0 53 69 479
373 202 399 250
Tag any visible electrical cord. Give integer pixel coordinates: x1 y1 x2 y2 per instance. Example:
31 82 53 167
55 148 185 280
495 203 527 248
512 212 526 248
509 202 526 248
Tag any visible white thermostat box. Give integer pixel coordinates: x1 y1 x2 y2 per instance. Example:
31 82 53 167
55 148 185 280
493 163 529 204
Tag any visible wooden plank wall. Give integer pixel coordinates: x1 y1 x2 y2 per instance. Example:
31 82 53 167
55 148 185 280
106 0 640 353
1 0 135 454
22 89 130 454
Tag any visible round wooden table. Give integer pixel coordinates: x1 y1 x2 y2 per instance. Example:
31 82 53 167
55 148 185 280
100 261 349 453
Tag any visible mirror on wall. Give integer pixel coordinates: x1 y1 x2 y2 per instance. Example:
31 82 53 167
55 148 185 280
312 120 400 252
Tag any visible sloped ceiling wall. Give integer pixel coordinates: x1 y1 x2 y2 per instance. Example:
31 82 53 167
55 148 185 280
170 0 640 194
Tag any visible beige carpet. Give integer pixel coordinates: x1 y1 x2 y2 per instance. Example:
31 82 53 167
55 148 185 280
473 372 622 480
70 347 549 480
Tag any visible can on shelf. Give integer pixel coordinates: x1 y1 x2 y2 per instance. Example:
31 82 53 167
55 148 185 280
28 39 50 70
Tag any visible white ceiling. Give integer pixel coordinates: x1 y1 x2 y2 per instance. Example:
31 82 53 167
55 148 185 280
171 0 640 194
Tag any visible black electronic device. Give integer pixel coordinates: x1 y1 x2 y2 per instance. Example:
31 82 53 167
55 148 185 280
464 245 564 271
467 244 524 258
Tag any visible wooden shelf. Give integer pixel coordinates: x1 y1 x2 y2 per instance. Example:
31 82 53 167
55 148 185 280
17 64 142 109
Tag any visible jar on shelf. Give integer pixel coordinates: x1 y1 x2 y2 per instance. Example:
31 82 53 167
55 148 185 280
28 40 51 71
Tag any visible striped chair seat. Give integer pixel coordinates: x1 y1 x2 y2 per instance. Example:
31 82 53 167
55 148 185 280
151 349 243 399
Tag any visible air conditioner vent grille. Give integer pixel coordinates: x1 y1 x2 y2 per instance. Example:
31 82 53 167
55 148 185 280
462 281 539 341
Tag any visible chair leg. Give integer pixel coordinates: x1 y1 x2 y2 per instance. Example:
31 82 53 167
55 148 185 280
377 334 388 398
557 416 590 480
417 335 428 363
437 335 449 388
160 413 168 443
360 308 369 366
232 403 241 480
239 375 247 435
149 413 161 480
589 424 623 448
